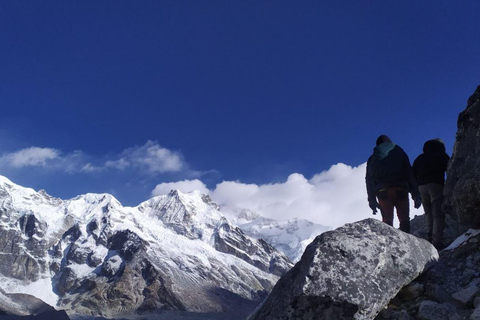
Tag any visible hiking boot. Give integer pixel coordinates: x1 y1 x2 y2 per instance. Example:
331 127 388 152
399 220 410 234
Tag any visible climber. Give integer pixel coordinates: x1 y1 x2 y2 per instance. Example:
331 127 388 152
365 135 422 233
413 139 450 250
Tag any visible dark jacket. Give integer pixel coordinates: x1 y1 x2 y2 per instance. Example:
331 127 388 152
413 139 450 186
366 142 420 202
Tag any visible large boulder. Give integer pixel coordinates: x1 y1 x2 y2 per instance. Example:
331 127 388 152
249 218 439 320
444 85 480 229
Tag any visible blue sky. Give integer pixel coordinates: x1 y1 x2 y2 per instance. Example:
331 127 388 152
0 1 479 225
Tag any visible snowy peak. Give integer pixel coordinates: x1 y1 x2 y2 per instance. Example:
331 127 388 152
234 212 331 262
66 193 123 221
138 189 227 234
0 175 62 210
237 208 261 223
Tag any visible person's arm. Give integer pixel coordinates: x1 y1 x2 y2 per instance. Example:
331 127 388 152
365 158 378 213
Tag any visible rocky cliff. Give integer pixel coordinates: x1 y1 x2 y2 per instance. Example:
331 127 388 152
444 85 480 229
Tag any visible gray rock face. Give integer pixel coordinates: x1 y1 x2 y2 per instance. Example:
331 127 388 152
377 230 480 320
249 218 439 320
444 85 480 229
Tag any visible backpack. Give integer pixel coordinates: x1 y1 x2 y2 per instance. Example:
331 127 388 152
369 145 407 184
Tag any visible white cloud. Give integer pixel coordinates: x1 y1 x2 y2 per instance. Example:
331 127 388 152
119 141 184 174
151 179 209 196
81 163 104 173
105 158 129 170
151 163 423 228
0 141 188 176
0 147 60 168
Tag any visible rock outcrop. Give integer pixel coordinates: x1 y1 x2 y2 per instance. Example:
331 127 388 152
376 229 480 320
444 85 480 229
249 218 438 320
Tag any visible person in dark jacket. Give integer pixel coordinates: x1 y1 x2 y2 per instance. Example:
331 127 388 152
366 135 422 233
412 139 450 250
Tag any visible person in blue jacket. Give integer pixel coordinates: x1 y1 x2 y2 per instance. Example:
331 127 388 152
366 135 422 233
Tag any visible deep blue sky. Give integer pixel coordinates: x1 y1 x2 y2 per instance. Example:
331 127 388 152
0 1 479 205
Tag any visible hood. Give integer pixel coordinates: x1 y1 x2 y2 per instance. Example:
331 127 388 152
373 141 397 159
423 139 446 154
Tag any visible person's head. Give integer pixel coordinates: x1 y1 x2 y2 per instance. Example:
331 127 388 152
376 135 392 146
423 138 446 154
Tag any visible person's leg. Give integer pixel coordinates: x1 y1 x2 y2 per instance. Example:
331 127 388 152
429 183 445 248
377 189 394 226
419 185 433 242
393 187 410 233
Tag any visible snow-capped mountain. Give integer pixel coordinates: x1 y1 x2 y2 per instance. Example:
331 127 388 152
233 209 331 262
0 176 292 319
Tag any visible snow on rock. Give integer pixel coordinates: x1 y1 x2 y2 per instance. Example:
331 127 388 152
444 229 480 251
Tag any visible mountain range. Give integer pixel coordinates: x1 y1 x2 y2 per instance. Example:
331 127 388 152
0 175 329 319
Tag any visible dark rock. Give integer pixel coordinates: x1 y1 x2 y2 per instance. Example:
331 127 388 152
471 305 480 320
451 283 480 307
86 252 102 268
475 297 480 308
379 229 480 320
417 300 455 320
249 219 438 320
18 214 38 238
107 230 144 262
86 220 98 234
396 282 424 301
444 85 480 229
55 267 79 296
66 243 90 265
62 225 81 242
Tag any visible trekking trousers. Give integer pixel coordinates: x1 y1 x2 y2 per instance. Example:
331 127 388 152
418 183 445 246
376 186 410 233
